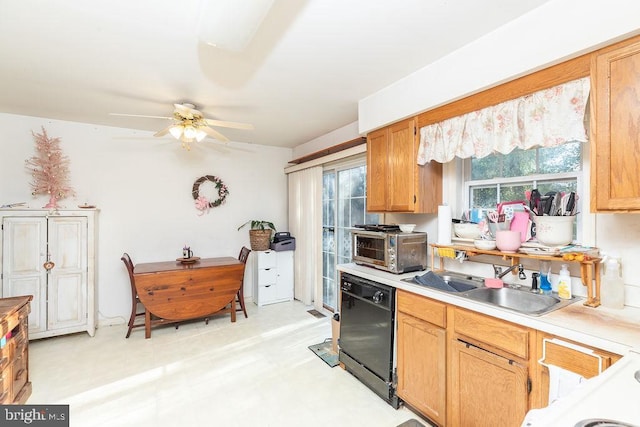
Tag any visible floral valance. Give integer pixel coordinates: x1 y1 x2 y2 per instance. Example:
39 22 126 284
416 77 590 164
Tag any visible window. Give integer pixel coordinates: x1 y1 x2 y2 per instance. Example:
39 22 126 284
465 140 582 220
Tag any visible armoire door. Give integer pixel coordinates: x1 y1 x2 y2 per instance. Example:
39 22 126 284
47 216 88 331
2 217 48 334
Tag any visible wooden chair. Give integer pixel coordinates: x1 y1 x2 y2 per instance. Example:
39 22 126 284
236 246 251 318
121 253 145 338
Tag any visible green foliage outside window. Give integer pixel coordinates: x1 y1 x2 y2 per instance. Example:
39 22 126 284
469 141 581 209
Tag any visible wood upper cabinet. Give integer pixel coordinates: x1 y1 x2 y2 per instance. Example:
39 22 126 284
396 290 446 426
366 118 442 213
591 35 640 211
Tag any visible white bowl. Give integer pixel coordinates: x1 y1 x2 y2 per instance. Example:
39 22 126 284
534 215 574 246
474 239 497 250
453 222 481 239
398 223 416 233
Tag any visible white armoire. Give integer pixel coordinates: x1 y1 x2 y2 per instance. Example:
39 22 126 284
0 209 97 339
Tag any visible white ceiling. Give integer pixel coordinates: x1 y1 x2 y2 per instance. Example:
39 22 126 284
0 0 551 148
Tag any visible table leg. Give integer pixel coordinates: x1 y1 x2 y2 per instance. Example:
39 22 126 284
231 302 236 323
145 310 151 338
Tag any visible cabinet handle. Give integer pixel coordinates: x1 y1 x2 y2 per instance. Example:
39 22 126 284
14 369 25 380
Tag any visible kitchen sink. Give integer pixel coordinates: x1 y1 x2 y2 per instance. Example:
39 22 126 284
461 286 577 316
402 271 482 293
403 270 578 316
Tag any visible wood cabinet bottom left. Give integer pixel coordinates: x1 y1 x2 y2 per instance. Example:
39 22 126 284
0 296 32 404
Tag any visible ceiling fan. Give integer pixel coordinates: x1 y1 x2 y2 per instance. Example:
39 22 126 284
110 103 254 150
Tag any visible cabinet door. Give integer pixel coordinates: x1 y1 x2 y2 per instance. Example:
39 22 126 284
387 119 416 212
450 339 529 427
275 251 293 301
396 311 446 426
592 38 640 211
1 217 47 335
366 127 388 212
47 217 88 331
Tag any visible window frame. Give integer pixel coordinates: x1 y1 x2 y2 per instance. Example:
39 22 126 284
462 144 586 241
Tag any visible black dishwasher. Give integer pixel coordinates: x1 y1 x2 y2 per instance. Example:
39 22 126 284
339 273 399 408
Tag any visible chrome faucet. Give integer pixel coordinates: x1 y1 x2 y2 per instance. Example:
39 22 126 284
493 263 526 280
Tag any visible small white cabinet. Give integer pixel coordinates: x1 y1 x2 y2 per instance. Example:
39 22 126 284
252 250 293 306
1 209 97 339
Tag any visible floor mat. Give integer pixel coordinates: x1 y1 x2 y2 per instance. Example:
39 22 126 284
396 419 428 427
307 309 326 318
308 338 338 367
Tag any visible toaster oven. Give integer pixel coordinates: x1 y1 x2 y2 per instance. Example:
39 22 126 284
352 228 428 274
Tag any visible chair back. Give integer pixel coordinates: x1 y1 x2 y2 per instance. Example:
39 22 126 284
121 253 136 292
238 246 251 264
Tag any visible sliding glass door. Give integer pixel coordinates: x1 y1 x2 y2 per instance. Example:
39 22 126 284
322 163 378 311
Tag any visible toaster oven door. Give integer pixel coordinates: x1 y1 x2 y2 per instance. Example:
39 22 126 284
352 233 388 267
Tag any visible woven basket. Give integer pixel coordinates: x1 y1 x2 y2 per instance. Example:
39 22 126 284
249 229 272 251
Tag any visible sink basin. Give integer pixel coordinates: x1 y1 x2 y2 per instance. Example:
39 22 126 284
462 286 577 316
402 271 481 293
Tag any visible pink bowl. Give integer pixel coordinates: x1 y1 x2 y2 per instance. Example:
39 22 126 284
495 230 522 253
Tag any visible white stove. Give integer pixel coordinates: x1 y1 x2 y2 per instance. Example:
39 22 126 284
522 351 640 426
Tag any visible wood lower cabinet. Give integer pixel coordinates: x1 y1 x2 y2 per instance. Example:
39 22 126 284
449 308 532 427
591 34 640 211
396 290 446 426
0 296 32 404
366 118 442 213
450 339 529 427
394 288 625 426
533 331 622 408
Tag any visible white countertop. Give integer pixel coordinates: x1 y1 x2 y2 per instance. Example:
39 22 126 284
338 263 640 355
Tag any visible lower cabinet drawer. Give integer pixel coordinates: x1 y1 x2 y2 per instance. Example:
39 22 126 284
397 290 446 328
259 284 278 303
0 368 10 404
258 268 277 284
454 308 529 359
11 349 28 399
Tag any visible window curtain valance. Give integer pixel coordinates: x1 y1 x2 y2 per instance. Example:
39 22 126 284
416 77 590 164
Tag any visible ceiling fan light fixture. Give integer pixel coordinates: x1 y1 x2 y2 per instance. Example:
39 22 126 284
183 124 198 140
197 0 274 52
169 125 183 139
195 129 207 142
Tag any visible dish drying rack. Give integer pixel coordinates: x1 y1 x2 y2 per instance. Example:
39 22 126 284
431 243 602 307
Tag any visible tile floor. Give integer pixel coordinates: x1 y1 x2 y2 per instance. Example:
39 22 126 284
28 300 425 427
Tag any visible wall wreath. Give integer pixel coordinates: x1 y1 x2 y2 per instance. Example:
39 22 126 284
192 175 229 214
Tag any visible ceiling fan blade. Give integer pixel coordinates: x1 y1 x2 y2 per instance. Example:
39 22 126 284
201 126 229 142
110 113 172 120
154 125 173 137
204 118 254 130
174 103 201 116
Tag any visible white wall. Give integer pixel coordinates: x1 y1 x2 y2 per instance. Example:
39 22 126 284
359 0 640 133
351 0 640 308
0 113 292 325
